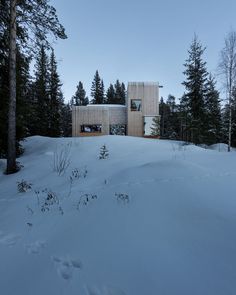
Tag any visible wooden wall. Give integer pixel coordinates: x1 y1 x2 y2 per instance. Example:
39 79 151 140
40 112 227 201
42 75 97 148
127 82 159 137
72 105 126 137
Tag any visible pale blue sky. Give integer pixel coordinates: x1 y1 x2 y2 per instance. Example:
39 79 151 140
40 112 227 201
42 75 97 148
51 0 236 102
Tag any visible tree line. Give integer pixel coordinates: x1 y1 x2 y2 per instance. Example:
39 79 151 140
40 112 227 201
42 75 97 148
0 0 68 173
1 1 236 174
71 70 126 106
160 33 236 150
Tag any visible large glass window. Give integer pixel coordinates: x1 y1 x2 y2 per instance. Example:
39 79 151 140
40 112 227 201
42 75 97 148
131 99 141 111
144 116 160 137
110 124 126 135
81 125 102 133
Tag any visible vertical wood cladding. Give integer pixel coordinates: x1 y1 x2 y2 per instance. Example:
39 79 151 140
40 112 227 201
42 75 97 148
72 105 127 136
127 82 159 137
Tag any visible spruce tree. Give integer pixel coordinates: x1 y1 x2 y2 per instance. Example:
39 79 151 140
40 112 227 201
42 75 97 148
204 74 222 144
33 45 50 136
90 70 105 104
72 81 89 106
5 0 67 173
61 102 72 137
114 80 126 104
106 84 116 104
181 35 208 144
48 49 64 137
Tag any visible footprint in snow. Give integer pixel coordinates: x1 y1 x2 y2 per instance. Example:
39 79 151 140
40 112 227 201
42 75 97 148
25 240 46 254
51 255 82 281
85 285 127 295
0 232 21 247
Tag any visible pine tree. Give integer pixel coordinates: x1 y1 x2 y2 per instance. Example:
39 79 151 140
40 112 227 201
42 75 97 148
91 70 105 104
114 80 126 104
72 81 89 106
181 35 208 144
150 116 161 137
204 74 222 144
48 49 64 137
106 84 116 104
61 102 72 137
166 95 180 139
99 144 109 159
33 45 50 136
5 0 67 173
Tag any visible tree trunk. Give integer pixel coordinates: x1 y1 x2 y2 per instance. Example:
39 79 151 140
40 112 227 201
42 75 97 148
7 0 17 174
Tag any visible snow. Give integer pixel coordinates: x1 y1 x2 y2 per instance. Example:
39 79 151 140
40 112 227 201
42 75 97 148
86 104 126 108
0 135 236 295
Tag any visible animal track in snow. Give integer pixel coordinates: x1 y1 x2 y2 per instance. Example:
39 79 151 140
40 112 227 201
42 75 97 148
25 240 46 254
51 255 82 280
0 232 21 247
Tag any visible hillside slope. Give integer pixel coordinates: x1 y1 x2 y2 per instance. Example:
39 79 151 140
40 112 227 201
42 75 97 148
0 136 236 295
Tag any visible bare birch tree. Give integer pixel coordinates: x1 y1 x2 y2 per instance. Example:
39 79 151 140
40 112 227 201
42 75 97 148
219 30 236 152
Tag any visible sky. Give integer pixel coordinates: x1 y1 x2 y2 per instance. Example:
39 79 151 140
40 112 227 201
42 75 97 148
50 0 236 102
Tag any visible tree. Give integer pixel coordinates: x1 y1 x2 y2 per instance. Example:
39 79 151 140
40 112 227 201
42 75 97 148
114 80 126 105
150 116 161 137
6 0 67 174
106 84 116 104
8 0 17 173
181 35 208 144
72 81 89 106
90 70 105 104
48 49 64 137
218 30 236 151
61 102 72 137
204 74 222 144
33 45 50 136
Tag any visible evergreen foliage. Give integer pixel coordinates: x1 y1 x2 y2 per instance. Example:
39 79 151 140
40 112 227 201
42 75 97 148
150 117 161 137
106 84 116 104
114 80 126 105
72 81 89 106
48 49 64 137
204 74 222 144
99 144 109 159
4 0 67 173
181 35 209 144
91 70 105 104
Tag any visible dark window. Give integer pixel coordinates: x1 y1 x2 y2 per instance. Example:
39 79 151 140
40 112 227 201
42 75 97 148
110 125 126 135
81 125 102 133
144 116 160 137
131 99 141 111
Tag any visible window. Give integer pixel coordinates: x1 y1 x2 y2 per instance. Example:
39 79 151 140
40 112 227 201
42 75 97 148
144 116 160 137
81 125 102 133
131 99 141 111
110 125 126 135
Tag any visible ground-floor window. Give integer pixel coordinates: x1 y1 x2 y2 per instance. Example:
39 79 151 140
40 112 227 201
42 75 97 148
81 125 102 133
144 116 160 137
110 124 126 135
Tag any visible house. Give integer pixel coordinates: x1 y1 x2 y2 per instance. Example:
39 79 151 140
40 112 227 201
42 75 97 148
72 82 160 137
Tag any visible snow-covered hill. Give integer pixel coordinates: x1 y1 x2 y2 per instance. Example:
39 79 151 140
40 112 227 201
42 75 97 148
0 136 236 295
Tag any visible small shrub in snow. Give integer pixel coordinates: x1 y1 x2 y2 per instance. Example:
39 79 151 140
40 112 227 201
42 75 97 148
115 193 130 204
53 143 71 176
67 167 88 198
76 193 98 210
34 189 61 213
41 190 59 212
99 144 109 159
17 180 32 193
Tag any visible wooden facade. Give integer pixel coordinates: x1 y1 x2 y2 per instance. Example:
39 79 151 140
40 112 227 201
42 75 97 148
72 105 127 137
72 82 160 138
127 82 159 137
